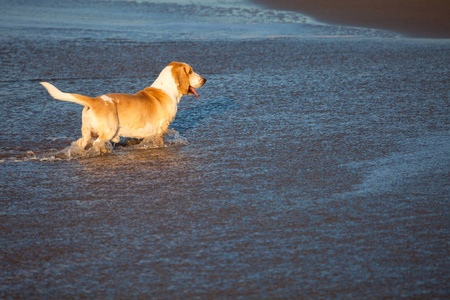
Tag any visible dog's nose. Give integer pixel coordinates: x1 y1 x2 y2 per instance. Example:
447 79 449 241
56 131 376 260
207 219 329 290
202 78 207 84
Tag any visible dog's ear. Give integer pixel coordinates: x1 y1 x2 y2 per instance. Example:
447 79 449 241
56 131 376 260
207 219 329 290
172 63 190 95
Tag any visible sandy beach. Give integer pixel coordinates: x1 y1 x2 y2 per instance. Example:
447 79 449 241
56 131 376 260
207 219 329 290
253 0 450 38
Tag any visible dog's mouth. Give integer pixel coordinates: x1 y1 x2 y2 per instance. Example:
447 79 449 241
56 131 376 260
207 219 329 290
189 86 199 98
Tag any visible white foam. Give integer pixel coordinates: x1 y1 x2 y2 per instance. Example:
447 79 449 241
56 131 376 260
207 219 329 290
344 135 450 197
165 129 188 146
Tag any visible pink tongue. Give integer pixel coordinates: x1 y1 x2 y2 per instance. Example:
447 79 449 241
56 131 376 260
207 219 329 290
190 87 199 98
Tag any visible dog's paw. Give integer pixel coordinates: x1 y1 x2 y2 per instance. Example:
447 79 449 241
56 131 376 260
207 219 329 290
92 139 113 154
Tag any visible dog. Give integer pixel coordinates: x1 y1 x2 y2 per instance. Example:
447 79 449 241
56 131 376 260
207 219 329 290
41 62 206 151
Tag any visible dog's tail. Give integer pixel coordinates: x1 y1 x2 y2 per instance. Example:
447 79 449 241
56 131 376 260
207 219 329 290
40 82 95 107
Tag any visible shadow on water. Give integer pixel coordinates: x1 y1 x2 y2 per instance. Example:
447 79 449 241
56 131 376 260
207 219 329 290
170 97 237 135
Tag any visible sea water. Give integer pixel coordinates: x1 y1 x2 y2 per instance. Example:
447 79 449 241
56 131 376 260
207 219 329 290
0 0 449 298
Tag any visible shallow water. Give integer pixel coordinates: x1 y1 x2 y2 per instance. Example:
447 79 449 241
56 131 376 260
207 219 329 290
1 0 449 298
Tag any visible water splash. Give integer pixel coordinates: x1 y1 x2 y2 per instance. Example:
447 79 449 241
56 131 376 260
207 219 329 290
115 129 188 151
0 130 187 163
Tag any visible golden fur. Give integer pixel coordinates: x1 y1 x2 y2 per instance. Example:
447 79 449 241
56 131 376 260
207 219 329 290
41 62 206 151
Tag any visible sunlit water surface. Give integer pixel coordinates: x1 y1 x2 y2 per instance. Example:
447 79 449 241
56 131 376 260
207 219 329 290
1 0 449 298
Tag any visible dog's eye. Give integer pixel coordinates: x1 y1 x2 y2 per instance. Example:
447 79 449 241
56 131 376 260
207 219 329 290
189 70 193 74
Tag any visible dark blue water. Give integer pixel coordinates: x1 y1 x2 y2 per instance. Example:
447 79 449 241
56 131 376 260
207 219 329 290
1 0 449 298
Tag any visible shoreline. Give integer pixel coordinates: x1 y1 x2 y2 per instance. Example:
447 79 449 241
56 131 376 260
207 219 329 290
251 0 450 38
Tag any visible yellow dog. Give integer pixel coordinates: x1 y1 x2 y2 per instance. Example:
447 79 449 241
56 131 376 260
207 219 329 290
41 62 206 150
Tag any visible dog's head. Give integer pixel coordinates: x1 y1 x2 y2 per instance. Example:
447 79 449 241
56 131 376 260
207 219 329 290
170 62 206 98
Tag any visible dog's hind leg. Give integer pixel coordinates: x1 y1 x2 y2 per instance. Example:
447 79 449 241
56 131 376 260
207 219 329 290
76 106 96 149
76 127 95 149
91 115 119 153
92 129 117 153
92 138 113 153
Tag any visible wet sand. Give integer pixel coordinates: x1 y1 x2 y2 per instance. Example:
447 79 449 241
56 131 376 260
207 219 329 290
253 0 450 38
